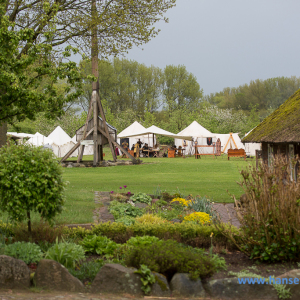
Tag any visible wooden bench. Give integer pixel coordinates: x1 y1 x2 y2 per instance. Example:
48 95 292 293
227 148 246 160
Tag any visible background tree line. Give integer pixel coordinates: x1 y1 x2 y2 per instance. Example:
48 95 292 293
9 57 300 143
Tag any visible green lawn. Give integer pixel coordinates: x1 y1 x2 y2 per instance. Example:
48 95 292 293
0 149 254 225
59 149 255 224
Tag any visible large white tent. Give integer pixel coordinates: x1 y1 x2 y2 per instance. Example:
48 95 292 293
174 121 216 155
27 132 55 147
47 126 77 158
119 125 192 146
117 121 152 148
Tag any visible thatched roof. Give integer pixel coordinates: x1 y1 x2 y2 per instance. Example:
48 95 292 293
243 89 300 143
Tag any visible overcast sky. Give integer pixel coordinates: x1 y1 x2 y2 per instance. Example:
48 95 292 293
123 0 300 95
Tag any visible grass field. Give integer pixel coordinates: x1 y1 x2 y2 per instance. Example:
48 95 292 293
0 148 255 225
58 148 255 224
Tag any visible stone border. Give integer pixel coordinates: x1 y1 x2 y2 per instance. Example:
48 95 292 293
61 159 142 168
1 256 299 299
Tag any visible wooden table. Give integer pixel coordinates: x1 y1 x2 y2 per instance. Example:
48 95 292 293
195 145 216 159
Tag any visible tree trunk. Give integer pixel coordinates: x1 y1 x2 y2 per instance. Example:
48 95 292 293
27 210 32 233
0 122 7 148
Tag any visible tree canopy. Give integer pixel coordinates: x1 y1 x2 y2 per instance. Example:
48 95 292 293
1 0 176 125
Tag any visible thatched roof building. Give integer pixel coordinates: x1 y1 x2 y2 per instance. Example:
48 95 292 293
242 89 300 179
243 89 300 143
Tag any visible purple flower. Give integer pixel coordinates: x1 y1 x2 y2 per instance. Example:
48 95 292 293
124 185 127 188
127 191 131 195
110 191 114 194
119 187 122 189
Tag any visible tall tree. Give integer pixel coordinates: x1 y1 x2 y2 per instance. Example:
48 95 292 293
162 65 203 114
1 0 176 145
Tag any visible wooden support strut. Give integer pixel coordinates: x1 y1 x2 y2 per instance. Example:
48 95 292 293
95 90 117 162
60 127 94 163
97 125 138 163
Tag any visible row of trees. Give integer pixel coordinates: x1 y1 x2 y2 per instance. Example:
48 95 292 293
78 58 202 118
204 77 300 119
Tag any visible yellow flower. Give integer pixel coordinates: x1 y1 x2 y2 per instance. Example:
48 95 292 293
210 232 214 238
171 197 192 207
183 212 211 224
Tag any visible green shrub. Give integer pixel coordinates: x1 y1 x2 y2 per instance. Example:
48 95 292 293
188 196 218 221
126 236 160 248
130 193 152 205
80 235 118 256
63 222 235 249
45 239 85 268
0 144 66 232
13 221 65 244
4 241 43 264
125 239 216 280
115 216 136 226
68 259 105 282
217 155 300 262
108 201 143 220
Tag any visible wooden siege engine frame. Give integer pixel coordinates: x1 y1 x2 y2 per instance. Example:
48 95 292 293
60 0 137 166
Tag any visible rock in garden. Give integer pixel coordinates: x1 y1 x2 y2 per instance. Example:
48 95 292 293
73 163 81 167
0 255 30 289
170 218 182 223
151 198 159 205
135 203 148 209
35 259 84 292
91 264 143 295
170 273 206 297
277 270 300 300
66 164 73 168
206 278 277 299
151 273 170 297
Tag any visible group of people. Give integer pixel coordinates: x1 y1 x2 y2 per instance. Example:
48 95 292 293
120 139 160 157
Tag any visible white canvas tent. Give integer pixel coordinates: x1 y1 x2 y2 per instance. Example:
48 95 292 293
214 133 245 153
243 129 261 156
174 121 216 155
119 125 192 147
7 132 35 139
117 121 153 148
27 132 55 147
47 126 77 158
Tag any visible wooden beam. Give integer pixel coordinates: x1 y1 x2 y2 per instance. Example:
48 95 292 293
97 125 137 163
60 127 94 162
96 91 117 162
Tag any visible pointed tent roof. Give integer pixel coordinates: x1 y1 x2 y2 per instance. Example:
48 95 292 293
243 89 300 143
47 126 72 146
27 132 54 146
177 121 213 138
119 124 193 140
117 121 146 138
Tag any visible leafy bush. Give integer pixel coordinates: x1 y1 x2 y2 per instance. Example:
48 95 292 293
130 193 152 205
115 216 136 226
125 239 216 280
68 259 104 282
135 213 167 225
0 144 66 232
45 239 85 268
4 242 43 264
188 196 218 220
183 212 211 224
135 265 156 295
126 236 160 248
13 221 65 244
108 200 143 220
64 222 235 249
80 235 118 256
217 155 300 262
